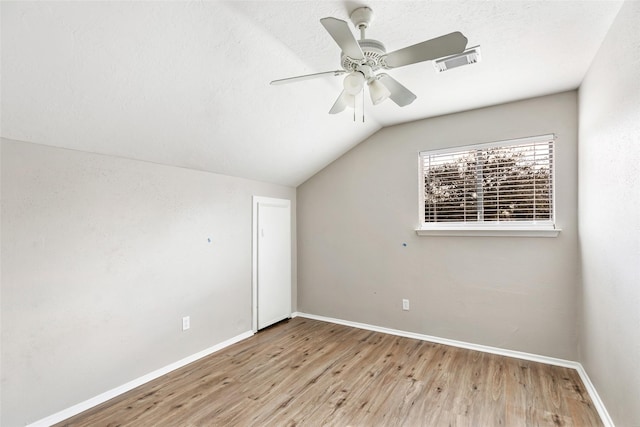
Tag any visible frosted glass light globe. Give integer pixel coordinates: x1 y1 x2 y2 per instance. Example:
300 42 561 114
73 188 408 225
343 72 365 96
368 79 391 105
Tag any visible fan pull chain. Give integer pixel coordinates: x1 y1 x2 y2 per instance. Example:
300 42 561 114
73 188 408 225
362 89 365 122
353 94 356 122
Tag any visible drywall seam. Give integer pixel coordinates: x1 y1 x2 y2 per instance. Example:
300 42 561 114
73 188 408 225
26 330 254 427
292 312 613 426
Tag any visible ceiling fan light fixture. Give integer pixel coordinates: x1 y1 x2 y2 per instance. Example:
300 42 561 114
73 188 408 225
368 78 391 105
343 71 365 95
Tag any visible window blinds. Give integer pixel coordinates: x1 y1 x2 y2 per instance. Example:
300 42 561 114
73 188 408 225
421 135 555 225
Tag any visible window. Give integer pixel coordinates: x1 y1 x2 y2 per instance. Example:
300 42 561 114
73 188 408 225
417 134 558 236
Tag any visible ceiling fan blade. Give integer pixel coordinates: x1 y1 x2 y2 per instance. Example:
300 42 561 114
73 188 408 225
320 17 365 61
378 74 417 107
270 70 347 85
329 91 348 114
383 32 468 69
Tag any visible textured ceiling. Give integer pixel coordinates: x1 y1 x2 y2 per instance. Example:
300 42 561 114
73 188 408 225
1 1 623 186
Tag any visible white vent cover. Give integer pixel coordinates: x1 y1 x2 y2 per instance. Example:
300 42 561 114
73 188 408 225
434 46 481 72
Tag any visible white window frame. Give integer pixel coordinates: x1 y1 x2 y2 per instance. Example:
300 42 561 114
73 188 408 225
416 134 560 237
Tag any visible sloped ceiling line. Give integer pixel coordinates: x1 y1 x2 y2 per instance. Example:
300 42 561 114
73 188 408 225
0 1 624 186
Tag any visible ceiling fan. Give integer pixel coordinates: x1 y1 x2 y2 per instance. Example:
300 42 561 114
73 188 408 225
270 7 468 114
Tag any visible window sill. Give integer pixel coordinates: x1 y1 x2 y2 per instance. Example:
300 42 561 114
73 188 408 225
415 226 561 237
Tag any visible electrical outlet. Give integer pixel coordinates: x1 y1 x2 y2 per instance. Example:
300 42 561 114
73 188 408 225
402 299 410 311
182 316 190 331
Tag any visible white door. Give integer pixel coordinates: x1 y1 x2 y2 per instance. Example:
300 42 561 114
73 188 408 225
253 197 291 331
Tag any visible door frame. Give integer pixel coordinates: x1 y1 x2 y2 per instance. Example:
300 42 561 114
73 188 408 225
252 196 291 332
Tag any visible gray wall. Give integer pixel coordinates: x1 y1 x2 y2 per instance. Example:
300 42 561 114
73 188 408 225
578 1 640 426
298 91 579 360
0 138 296 426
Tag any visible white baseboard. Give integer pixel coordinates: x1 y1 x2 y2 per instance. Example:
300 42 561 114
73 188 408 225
27 330 254 427
292 311 614 427
574 363 615 427
30 314 614 427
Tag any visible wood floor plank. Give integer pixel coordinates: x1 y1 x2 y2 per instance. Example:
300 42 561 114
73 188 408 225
55 318 603 427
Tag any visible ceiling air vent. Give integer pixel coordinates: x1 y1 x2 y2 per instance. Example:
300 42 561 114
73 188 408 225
434 46 481 72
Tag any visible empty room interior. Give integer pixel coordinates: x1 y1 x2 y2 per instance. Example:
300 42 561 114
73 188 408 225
1 1 639 426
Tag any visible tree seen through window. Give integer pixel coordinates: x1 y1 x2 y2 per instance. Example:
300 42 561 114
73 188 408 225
423 140 553 224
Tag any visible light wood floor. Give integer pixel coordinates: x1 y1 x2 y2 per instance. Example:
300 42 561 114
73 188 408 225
57 317 602 426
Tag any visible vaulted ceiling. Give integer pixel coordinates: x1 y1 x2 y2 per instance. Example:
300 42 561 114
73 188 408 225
1 1 623 186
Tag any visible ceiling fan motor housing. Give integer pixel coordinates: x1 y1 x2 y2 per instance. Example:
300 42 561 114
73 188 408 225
341 38 387 72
